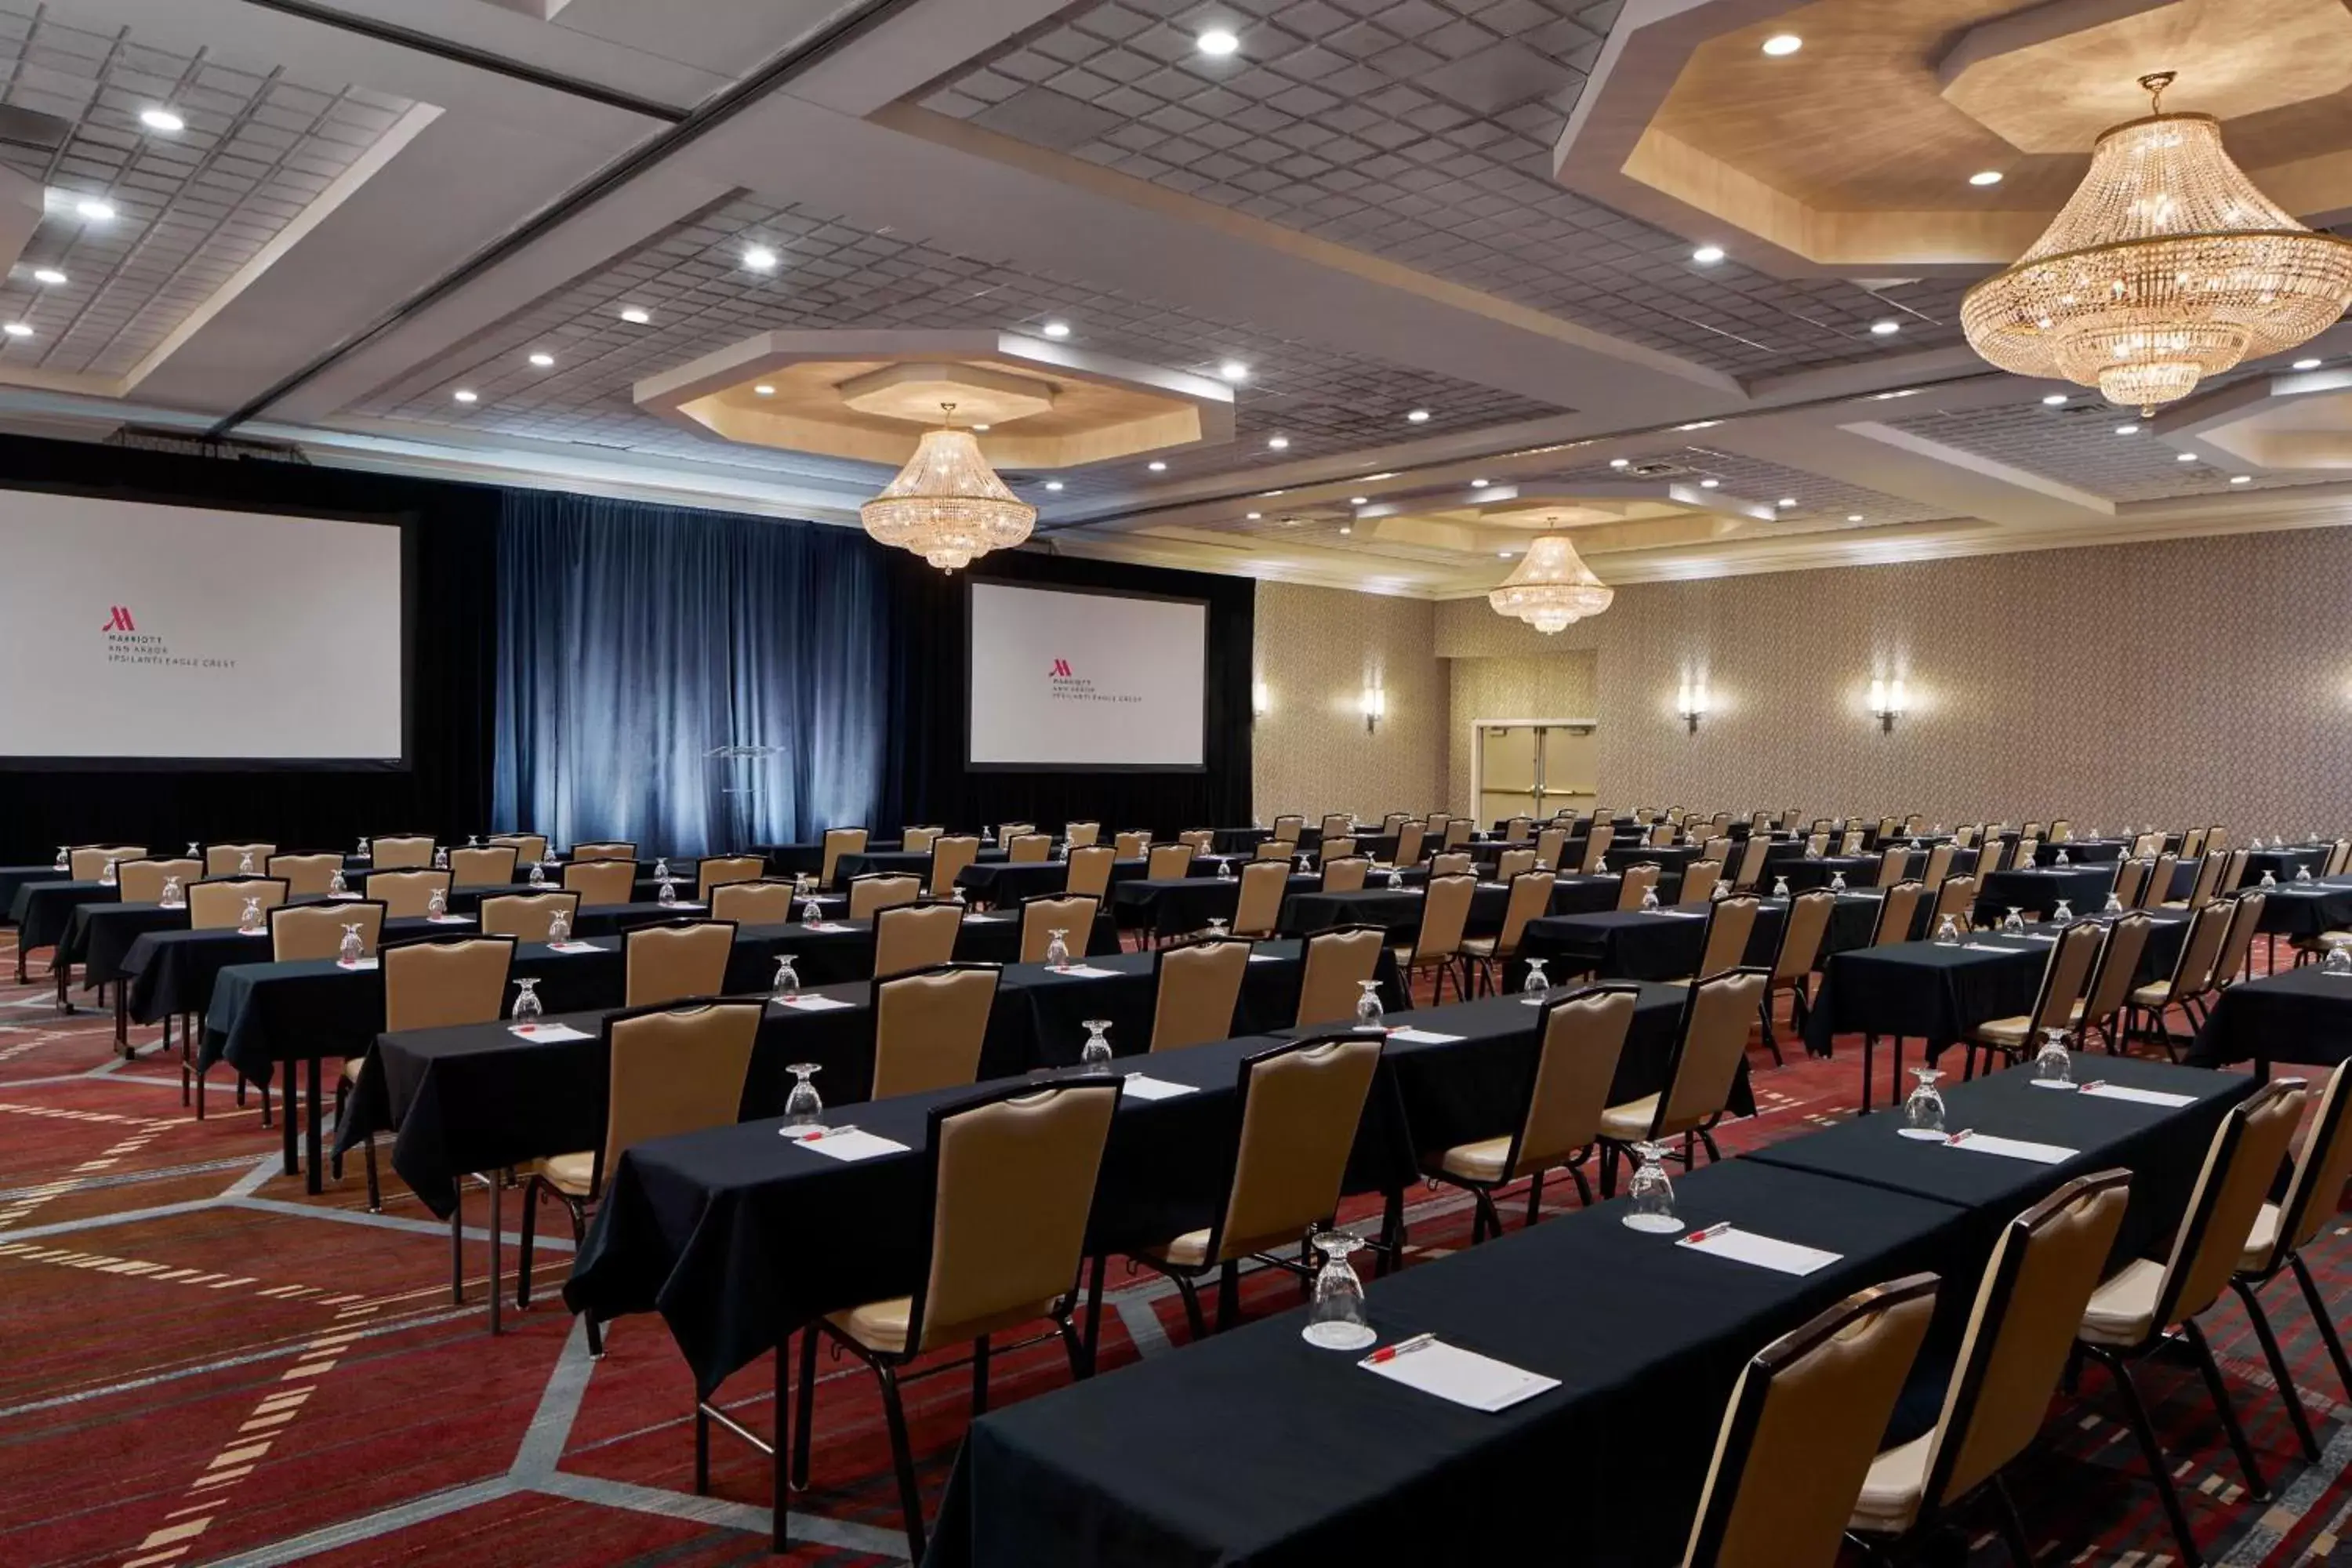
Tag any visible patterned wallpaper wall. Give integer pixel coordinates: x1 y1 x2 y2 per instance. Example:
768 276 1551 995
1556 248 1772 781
1446 652 1599 811
1432 524 2352 831
1252 581 1446 821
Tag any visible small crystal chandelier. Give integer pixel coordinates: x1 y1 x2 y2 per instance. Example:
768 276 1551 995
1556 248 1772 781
1488 532 1613 634
859 404 1036 572
1962 73 2352 415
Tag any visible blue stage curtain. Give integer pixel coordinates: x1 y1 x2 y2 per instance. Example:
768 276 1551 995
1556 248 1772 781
493 493 890 855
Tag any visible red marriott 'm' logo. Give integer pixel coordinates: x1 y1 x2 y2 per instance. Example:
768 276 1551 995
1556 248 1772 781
1048 658 1073 677
100 606 136 632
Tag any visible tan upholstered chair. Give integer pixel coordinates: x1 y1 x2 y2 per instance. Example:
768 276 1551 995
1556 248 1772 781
1681 1274 1940 1568
2234 1061 2352 1465
2071 912 2152 1053
519 1000 764 1348
2180 826 2209 859
1114 830 1152 860
349 935 518 1209
2328 837 2352 877
1600 967 1768 1180
1319 855 1369 894
1295 925 1385 1027
1380 811 1412 836
1927 874 1976 935
871 964 1001 1096
1460 870 1555 993
481 891 582 942
928 834 980 898
2074 1080 2307 1561
204 843 276 878
1871 880 1926 947
2138 851 2180 909
1146 843 1196 880
1616 862 1661 911
1392 822 1427 867
1392 872 1475 1001
1007 833 1053 864
900 826 942 854
267 852 343 898
996 822 1036 844
1325 837 1363 862
1918 843 1956 891
1871 846 1907 888
622 920 735 1007
367 869 452 919
1650 822 1677 848
488 833 550 865
1965 918 2102 1072
369 835 435 870
447 844 518 887
1065 844 1116 899
1672 895 1760 984
848 872 922 920
1133 1034 1385 1338
1835 829 1864 855
562 858 636 906
1536 825 1570 870
1256 839 1300 862
1430 850 1472 878
271 899 385 962
1149 938 1251 1051
1504 815 1536 842
1493 848 1537 881
1876 816 1901 843
1729 836 1770 892
1271 814 1307 844
1757 890 1834 1063
1578 822 1615 874
190 877 287 931
1848 1174 2131 1557
71 845 145 881
1232 859 1290 938
2111 857 2149 908
1700 835 1733 868
820 828 868 887
1177 829 1214 854
1804 832 1831 858
710 880 796 924
695 855 765 902
2125 897 2233 1058
1019 895 1099 964
794 1080 1121 1562
1064 821 1101 848
1428 985 1637 1237
2169 850 2230 911
875 902 961 979
1319 813 1356 844
1677 859 1723 906
118 857 201 904
2209 889 2267 989
1442 818 1473 851
568 840 637 863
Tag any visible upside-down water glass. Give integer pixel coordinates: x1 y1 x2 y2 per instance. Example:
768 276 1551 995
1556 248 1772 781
2031 1026 2073 1087
1079 1018 1113 1075
785 1064 823 1128
512 978 543 1024
238 897 263 935
1046 928 1071 971
1521 958 1550 1004
2002 906 2026 936
771 955 800 1003
159 876 183 909
1301 1232 1376 1351
1900 1067 1947 1140
1623 1142 1680 1233
1355 979 1385 1031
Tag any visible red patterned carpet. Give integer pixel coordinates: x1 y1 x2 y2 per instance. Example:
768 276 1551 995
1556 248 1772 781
2 924 2348 1567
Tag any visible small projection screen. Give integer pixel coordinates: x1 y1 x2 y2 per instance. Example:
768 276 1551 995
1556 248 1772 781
966 579 1207 771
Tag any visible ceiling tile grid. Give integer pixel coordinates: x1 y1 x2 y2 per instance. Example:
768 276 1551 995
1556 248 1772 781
1886 397 2324 503
0 5 415 379
349 191 1568 495
920 0 1967 379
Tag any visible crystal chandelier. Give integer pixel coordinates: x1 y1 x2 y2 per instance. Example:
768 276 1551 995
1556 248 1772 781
1962 73 2352 414
859 405 1036 572
1488 532 1613 634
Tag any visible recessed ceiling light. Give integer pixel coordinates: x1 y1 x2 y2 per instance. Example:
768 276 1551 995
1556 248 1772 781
1045 481 1064 492
1760 34 1802 55
1266 435 1289 449
1678 419 1721 430
1348 495 1368 505
1471 477 1489 485
1691 245 1725 265
1218 360 1250 382
140 107 183 132
1364 471 1396 480
528 351 555 368
1869 319 1900 336
30 268 64 285
753 383 775 395
74 199 114 222
452 388 477 403
1406 408 1431 423
1778 497 1798 506
1338 524 1352 535
1497 550 1514 557
1609 457 1631 468
1699 477 1720 488
619 307 650 324
1149 460 1167 471
973 423 991 432
1261 488 1285 497
2 322 30 338
1847 513 1864 522
2176 452 2196 462
1969 170 2004 187
2294 358 2324 369
1042 320 1070 338
2230 474 2252 484
1245 510 1261 520
742 245 779 272
2041 393 2067 405
2114 423 2140 435
1196 27 1240 56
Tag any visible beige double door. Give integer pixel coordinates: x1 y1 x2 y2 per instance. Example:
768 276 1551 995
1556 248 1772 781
1475 722 1596 823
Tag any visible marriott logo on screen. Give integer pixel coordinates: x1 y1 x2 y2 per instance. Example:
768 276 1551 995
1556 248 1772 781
100 605 136 632
96 604 235 670
1044 655 1140 706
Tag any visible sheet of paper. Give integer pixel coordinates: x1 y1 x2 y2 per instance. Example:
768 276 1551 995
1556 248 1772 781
1387 1027 1465 1044
789 1126 910 1162
667 901 707 911
1359 1340 1559 1413
1121 1073 1198 1101
1962 941 2025 953
799 921 851 933
775 994 854 1012
426 914 476 925
2025 933 2058 942
1944 1130 2078 1163
960 913 1005 923
1247 953 1282 963
510 1022 590 1042
327 891 365 901
546 941 601 955
2078 1082 2198 1108
335 958 380 971
1676 1225 1842 1276
1054 964 1122 978
1650 909 1707 920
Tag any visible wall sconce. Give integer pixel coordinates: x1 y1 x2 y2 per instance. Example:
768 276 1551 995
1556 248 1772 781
1678 678 1709 734
1361 685 1386 732
1868 676 1908 732
1252 681 1269 718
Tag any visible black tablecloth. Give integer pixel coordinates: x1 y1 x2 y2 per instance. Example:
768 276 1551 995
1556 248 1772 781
835 848 1009 884
1601 843 1704 877
9 878 112 953
2241 847 2335 888
923 1160 1965 1568
1974 864 2118 922
754 840 906 877
2190 968 2352 1069
0 864 58 924
1516 894 1882 985
1281 882 1511 939
2032 839 2126 866
2249 876 2352 937
1110 873 1319 935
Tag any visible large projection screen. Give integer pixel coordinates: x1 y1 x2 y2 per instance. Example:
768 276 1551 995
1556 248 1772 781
0 490 408 768
967 580 1207 771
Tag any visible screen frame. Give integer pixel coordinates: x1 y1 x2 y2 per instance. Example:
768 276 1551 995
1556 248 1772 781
0 484 418 774
963 576 1210 775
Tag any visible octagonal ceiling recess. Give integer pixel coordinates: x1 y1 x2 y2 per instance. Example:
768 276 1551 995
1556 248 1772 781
1555 0 2352 274
634 329 1234 468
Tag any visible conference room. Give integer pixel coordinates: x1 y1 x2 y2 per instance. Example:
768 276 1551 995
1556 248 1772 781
5 1 2352 1564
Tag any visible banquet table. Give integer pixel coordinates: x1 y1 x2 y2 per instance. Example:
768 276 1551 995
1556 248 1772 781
1974 863 2118 923
2031 839 2127 865
0 864 54 926
1279 881 1515 939
8 878 115 983
2247 875 2352 937
1110 873 1319 937
2241 846 2334 887
833 848 1008 885
752 840 906 877
1767 854 1881 894
1600 843 1705 878
1513 893 1883 986
2190 967 2352 1071
921 1055 2241 1568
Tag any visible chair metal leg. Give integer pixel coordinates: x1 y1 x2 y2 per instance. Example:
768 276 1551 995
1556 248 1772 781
792 1327 818 1489
1172 1274 1207 1341
1058 1317 1087 1382
487 1174 503 1337
2184 1318 2269 1498
771 1339 790 1554
971 1334 990 1416
876 1361 927 1563
1215 1259 1241 1331
1861 1033 1876 1113
2291 1250 2352 1399
1757 998 1783 1065
1469 1188 1498 1244
450 1200 466 1304
693 1402 710 1495
2233 1277 2320 1461
1566 1155 1592 1208
2092 1346 2203 1566
516 1178 539 1309
1083 1254 1106 1376
1991 1475 2036 1566
363 1138 381 1213
1524 1170 1545 1228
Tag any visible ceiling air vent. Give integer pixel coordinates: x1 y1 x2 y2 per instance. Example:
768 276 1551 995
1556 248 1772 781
0 106 71 152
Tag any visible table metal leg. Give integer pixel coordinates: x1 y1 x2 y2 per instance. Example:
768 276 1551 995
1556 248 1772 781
304 1056 324 1196
280 1071 299 1175
114 984 129 1054
488 1176 503 1336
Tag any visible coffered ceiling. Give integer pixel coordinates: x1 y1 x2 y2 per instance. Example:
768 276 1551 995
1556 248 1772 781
0 0 2343 597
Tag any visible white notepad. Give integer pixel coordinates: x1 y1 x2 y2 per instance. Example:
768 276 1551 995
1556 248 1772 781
1650 909 1707 919
426 914 476 926
1054 964 1121 978
546 940 602 955
1387 1027 1465 1044
1962 941 2023 952
1359 1339 1559 1413
667 901 707 911
775 994 853 1012
789 1126 909 1162
327 891 365 901
960 913 1005 923
1121 1073 1198 1101
1247 953 1281 963
2079 1082 2198 1108
335 957 379 971
1676 1224 1842 1276
798 921 851 933
510 1022 590 1042
1944 1130 2078 1163
2024 933 2058 942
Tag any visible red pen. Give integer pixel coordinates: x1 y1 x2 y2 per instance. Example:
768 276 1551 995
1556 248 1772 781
1682 1220 1733 1244
1946 1128 1975 1146
1364 1332 1436 1364
797 1123 855 1143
